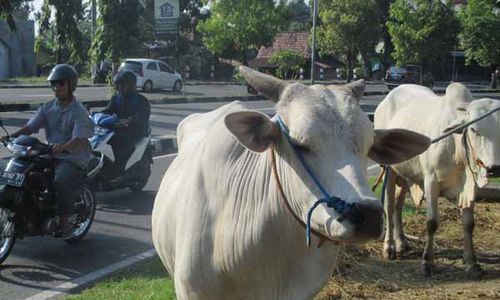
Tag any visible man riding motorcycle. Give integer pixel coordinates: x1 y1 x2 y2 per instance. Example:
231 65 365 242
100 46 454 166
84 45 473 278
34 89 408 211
101 69 150 181
1 64 94 236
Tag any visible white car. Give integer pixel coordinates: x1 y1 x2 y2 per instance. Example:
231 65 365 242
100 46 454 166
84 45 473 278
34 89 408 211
119 59 183 92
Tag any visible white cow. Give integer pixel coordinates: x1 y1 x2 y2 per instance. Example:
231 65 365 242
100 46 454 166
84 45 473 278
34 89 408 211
374 83 500 277
152 67 430 300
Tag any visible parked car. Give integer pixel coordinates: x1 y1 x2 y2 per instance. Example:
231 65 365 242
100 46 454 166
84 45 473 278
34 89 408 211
119 59 183 92
384 64 433 90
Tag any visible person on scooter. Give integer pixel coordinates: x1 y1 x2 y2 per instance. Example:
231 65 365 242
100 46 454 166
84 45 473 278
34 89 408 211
1 64 94 236
102 69 150 180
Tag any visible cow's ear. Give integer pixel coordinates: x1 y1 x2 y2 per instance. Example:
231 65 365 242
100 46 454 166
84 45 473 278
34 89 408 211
443 111 468 134
368 129 430 165
346 79 366 98
225 111 280 152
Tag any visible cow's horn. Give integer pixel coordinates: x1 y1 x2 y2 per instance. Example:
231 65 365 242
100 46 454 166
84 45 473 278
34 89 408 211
239 66 287 102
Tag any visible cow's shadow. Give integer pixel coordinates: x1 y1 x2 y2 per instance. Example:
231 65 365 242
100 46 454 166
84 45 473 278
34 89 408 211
96 190 156 216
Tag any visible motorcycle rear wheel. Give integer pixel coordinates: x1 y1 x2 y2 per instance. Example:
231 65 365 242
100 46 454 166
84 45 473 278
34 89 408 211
128 164 151 193
65 187 96 244
0 209 16 264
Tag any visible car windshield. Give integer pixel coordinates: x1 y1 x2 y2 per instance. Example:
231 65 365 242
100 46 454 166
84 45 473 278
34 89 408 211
389 66 406 74
121 61 142 74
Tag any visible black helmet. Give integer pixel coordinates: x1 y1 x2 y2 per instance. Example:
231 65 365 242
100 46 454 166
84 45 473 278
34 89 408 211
113 69 137 85
47 64 78 92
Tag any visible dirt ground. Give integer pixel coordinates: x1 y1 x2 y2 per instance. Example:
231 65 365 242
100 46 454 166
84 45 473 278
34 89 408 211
315 199 500 300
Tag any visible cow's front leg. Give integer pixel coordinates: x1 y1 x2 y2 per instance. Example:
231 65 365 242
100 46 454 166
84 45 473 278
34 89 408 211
462 205 483 278
383 168 397 260
393 181 410 258
422 178 439 276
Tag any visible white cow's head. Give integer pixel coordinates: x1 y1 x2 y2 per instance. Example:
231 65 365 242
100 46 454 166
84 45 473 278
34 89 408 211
445 98 500 184
225 67 430 243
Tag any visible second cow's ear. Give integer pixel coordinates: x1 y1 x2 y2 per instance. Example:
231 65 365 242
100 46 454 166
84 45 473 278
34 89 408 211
443 110 469 134
368 129 430 165
225 111 281 152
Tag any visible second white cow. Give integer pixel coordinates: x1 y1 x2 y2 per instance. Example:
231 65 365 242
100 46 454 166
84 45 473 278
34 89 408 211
375 83 500 277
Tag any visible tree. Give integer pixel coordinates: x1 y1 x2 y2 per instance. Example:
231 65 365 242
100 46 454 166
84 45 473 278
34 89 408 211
317 0 381 82
458 0 500 72
197 0 288 65
378 0 394 69
36 0 86 67
89 0 143 69
387 0 458 76
0 0 33 30
283 0 309 31
269 49 305 79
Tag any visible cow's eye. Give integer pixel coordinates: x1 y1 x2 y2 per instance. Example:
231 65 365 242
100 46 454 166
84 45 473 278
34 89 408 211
470 127 481 136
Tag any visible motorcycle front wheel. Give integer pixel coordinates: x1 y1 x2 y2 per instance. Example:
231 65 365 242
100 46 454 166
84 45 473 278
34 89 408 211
65 187 96 244
0 209 16 264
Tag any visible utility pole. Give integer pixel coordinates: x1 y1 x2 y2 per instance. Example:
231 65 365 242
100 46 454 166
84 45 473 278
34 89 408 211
310 0 318 84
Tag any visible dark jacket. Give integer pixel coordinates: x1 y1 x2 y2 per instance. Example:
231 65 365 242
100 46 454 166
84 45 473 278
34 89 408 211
102 92 150 140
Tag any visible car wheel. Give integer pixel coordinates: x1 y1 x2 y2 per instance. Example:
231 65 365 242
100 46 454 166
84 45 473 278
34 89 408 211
173 80 182 92
142 81 153 93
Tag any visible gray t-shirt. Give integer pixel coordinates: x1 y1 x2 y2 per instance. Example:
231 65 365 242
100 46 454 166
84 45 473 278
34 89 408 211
27 98 94 168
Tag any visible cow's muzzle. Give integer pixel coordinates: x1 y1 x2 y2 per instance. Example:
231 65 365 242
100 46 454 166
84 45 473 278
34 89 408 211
353 200 384 240
486 165 500 178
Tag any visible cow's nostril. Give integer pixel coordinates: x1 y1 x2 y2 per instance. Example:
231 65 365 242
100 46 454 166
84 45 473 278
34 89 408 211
354 201 384 240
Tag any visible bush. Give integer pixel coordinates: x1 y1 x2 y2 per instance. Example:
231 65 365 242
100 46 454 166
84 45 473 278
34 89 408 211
269 50 305 79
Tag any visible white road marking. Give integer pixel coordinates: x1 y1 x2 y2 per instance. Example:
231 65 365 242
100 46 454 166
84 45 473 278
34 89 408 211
153 153 178 160
25 249 157 300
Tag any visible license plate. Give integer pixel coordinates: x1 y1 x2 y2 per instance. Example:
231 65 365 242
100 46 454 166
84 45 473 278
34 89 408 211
0 171 25 187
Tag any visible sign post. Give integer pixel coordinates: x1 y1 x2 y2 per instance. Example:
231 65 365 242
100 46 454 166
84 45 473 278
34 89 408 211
154 0 180 37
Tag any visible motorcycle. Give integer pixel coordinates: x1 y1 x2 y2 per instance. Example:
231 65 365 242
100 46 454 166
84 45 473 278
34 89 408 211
0 121 103 264
89 112 153 193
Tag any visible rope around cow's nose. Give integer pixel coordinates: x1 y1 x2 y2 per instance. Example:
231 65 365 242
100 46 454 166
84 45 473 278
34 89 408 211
306 197 364 247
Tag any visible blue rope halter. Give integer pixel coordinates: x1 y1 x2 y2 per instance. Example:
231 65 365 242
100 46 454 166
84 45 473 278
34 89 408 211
274 115 364 247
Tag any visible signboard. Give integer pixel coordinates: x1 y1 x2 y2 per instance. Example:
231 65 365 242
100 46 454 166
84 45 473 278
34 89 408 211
154 0 180 36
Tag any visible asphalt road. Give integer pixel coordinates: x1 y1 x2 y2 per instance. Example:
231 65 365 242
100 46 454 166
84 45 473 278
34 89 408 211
0 154 173 300
0 83 395 103
0 85 253 103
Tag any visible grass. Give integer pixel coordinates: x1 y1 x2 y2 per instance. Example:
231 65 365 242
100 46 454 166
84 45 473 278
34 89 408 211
67 176 418 299
65 256 176 300
368 174 420 217
488 177 500 185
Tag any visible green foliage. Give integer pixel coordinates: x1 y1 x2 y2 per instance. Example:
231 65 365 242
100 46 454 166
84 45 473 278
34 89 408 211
317 0 381 81
387 0 459 71
89 0 143 66
458 0 500 68
197 0 288 64
35 0 86 69
282 0 310 31
269 49 305 79
0 0 32 30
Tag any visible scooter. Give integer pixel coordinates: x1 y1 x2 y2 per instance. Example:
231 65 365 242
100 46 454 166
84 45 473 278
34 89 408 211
89 112 153 193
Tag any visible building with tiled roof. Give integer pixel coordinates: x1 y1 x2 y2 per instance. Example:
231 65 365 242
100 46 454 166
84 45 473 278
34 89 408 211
250 31 341 79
